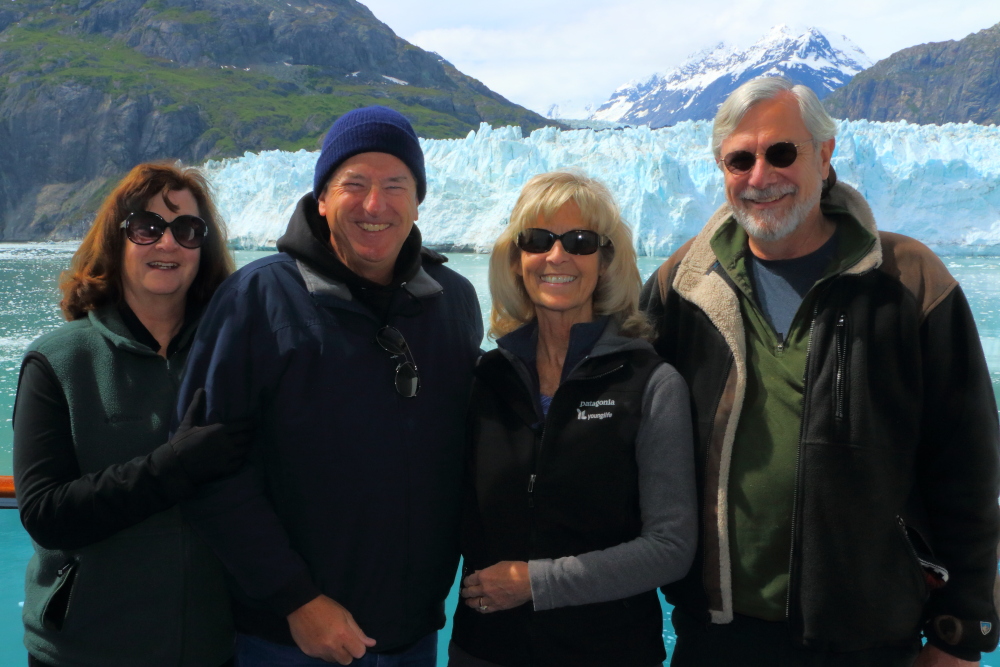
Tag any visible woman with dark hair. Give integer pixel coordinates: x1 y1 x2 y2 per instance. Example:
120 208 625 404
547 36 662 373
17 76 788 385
13 162 250 667
449 171 698 667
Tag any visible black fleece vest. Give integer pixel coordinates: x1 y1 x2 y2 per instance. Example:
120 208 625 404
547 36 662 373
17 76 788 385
453 347 666 667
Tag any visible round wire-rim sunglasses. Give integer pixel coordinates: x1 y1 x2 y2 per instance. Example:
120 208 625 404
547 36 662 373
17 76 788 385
722 141 812 175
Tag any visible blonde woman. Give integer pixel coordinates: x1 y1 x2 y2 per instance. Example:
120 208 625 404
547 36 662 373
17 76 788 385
449 171 698 667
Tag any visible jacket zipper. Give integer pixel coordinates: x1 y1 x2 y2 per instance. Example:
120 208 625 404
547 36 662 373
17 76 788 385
895 515 931 592
770 251 875 624
895 516 922 562
58 560 79 626
526 363 624 515
785 302 819 621
834 313 847 422
527 420 547 559
529 414 549 511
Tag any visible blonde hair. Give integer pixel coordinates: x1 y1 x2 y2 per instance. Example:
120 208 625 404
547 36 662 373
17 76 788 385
488 170 651 340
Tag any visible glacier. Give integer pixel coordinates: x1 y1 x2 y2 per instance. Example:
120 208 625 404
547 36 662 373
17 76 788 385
204 119 1000 256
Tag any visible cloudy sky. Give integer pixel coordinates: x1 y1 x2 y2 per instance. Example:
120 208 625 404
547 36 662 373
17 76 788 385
360 0 999 119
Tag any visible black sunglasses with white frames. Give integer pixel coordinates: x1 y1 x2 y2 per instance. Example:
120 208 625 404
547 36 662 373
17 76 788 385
516 228 612 256
722 141 813 175
376 325 420 398
120 210 209 250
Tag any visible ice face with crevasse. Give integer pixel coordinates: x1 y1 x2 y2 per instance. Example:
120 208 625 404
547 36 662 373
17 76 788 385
203 119 1000 256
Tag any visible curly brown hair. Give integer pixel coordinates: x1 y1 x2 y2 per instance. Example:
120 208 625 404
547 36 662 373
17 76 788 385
59 162 235 321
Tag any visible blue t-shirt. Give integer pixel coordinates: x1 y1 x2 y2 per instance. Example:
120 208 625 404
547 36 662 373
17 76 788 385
747 232 838 340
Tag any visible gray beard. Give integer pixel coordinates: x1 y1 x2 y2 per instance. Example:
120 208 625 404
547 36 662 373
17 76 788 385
730 181 822 242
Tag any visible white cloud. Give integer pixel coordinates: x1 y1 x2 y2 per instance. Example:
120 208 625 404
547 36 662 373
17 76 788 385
360 0 1000 118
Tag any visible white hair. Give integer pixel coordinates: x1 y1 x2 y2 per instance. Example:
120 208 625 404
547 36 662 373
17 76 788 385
712 76 838 160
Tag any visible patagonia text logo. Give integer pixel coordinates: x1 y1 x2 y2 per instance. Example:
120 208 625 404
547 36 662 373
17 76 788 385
579 399 615 408
577 409 613 421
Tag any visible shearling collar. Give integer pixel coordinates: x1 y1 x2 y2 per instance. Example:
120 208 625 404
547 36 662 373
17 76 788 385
675 182 881 303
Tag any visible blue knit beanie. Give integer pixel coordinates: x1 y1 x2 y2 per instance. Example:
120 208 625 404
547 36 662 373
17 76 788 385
313 106 426 203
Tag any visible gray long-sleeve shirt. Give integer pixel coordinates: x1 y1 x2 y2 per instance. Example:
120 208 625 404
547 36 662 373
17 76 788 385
527 357 698 610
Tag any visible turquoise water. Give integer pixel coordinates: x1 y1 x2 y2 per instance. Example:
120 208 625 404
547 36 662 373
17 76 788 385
0 245 998 664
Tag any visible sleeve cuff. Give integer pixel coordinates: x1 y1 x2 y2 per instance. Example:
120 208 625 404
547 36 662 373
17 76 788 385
923 632 981 662
264 569 323 617
528 559 554 611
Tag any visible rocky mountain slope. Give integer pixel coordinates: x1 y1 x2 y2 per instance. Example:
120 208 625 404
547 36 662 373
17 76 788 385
823 22 1000 125
0 0 552 240
591 25 871 127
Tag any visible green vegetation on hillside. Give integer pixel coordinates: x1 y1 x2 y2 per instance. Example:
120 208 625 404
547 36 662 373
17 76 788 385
0 0 556 240
0 7 529 151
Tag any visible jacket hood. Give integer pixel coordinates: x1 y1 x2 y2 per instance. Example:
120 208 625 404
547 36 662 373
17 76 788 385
276 193 442 291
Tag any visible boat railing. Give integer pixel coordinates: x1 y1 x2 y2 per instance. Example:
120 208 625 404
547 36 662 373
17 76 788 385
0 476 15 509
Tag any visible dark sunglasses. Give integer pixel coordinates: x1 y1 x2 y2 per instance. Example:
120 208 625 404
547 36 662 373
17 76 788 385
516 228 611 255
120 210 208 249
376 325 420 398
722 141 812 175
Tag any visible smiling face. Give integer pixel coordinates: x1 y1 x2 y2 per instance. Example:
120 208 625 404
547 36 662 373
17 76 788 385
517 199 602 326
121 188 201 310
317 152 419 285
720 92 834 243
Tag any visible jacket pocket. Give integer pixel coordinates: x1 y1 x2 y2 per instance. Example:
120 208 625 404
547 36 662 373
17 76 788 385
895 516 929 602
42 559 79 631
833 313 850 439
834 313 848 420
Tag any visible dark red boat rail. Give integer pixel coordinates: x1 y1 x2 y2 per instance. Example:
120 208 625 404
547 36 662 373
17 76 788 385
0 476 15 509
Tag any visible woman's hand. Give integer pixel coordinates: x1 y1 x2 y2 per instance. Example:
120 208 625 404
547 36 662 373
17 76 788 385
460 561 532 613
168 388 254 484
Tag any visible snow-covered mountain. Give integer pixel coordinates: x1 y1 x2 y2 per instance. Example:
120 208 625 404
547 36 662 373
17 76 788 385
591 24 873 127
204 119 1000 256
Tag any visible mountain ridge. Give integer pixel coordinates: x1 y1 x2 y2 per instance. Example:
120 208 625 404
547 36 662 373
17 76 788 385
823 22 1000 126
590 25 872 127
0 0 554 240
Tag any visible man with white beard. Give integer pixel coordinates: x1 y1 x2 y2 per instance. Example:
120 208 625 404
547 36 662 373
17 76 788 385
641 76 1000 666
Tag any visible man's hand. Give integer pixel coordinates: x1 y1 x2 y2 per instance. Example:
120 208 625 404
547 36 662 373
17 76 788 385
287 595 376 665
460 561 531 613
913 644 979 667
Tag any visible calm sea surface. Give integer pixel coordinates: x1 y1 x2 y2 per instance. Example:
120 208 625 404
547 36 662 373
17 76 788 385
0 245 998 664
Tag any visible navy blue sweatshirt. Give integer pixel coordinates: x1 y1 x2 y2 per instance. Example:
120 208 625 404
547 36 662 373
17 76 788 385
177 194 483 649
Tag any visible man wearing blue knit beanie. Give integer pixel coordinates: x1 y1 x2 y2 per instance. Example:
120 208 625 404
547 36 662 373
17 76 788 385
177 106 483 666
